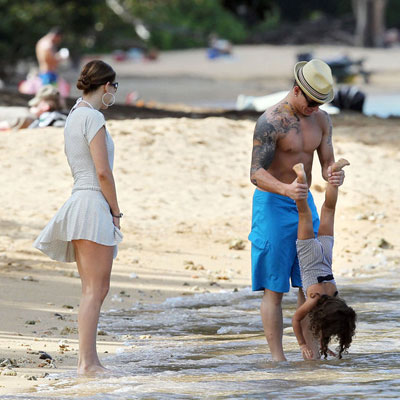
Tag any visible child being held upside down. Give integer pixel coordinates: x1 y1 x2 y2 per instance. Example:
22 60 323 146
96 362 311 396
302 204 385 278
292 159 356 360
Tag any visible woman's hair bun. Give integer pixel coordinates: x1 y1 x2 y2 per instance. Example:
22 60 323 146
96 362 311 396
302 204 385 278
76 75 91 90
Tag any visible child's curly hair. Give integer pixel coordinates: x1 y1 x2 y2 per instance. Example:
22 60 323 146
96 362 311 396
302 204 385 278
309 295 356 359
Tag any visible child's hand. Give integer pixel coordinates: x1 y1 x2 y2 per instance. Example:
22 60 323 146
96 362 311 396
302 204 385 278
300 344 314 360
327 166 345 186
327 347 337 357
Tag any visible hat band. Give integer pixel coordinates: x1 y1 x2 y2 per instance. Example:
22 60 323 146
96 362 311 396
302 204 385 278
298 66 329 102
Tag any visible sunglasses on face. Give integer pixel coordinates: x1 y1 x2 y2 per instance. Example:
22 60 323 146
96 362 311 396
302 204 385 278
300 88 320 108
110 82 119 90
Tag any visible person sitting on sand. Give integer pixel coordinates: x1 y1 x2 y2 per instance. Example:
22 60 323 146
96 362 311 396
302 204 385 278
291 159 357 360
0 85 66 131
27 84 67 128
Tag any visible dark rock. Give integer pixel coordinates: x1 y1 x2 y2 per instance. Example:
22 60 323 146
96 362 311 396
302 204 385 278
39 351 52 360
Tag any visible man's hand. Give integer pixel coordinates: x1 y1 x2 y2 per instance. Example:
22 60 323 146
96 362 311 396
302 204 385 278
286 178 308 200
300 344 314 360
327 165 345 186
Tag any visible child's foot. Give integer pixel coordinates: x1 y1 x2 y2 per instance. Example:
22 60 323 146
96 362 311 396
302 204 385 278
331 158 350 173
292 163 307 184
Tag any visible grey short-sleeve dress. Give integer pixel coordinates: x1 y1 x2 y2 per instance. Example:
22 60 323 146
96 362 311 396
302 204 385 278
33 101 123 262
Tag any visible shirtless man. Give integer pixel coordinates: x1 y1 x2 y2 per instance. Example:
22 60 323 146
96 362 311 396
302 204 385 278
35 27 64 85
248 59 344 361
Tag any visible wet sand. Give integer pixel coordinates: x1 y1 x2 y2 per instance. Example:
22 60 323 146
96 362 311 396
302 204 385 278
0 44 400 395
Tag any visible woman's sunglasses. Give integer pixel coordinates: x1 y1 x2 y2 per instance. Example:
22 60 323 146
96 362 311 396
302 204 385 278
110 82 119 90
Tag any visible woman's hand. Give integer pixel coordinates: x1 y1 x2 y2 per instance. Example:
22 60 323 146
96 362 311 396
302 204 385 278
113 216 121 230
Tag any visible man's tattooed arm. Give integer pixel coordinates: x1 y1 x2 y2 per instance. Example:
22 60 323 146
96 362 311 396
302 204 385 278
250 114 278 187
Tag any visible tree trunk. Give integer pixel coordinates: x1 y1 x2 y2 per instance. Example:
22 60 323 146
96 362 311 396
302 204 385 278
352 0 387 47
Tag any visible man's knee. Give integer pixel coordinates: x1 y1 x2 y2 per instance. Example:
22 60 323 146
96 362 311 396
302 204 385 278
263 289 283 306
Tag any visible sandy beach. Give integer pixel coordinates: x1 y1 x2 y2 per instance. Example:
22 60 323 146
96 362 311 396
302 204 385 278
1 112 399 395
0 45 400 395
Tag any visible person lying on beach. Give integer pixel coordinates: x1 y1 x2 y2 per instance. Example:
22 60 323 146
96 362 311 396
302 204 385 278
292 159 356 360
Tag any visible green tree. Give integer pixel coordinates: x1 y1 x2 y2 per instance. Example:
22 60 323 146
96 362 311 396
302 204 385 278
0 0 134 79
0 0 249 78
120 0 247 50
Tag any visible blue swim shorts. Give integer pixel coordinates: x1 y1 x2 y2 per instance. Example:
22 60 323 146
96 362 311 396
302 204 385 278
39 71 58 85
248 189 319 293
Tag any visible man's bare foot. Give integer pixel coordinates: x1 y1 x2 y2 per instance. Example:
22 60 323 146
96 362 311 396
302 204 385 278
331 158 350 172
271 355 287 362
292 163 307 184
77 364 108 376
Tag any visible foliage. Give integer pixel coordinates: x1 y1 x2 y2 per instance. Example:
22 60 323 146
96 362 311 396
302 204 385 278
122 0 247 50
0 0 397 79
251 5 281 33
386 0 400 28
0 0 247 78
0 0 112 78
222 0 275 26
275 0 352 22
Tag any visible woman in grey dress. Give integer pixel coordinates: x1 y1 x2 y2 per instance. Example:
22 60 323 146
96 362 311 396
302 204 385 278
34 60 122 374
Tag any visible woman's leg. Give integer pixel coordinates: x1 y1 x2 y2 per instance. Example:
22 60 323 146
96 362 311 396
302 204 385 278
73 239 114 374
318 159 350 237
292 163 315 240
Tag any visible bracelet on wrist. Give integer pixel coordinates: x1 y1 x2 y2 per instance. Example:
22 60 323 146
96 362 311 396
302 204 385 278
112 212 123 218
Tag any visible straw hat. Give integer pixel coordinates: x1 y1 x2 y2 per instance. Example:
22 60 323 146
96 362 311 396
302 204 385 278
294 59 334 104
28 85 61 107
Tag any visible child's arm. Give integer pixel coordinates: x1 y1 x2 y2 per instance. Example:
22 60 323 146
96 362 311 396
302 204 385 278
292 295 320 359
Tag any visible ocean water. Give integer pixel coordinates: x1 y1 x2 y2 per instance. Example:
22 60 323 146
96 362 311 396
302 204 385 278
189 94 400 119
362 94 400 118
4 274 400 399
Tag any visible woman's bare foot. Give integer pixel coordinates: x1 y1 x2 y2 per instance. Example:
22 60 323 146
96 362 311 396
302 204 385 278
331 158 350 172
77 364 108 376
292 163 307 184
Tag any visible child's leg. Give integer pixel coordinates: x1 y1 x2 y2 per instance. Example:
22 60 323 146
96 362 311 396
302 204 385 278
292 163 314 240
318 158 350 237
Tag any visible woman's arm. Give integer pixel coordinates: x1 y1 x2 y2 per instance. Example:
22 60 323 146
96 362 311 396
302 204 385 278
90 127 121 228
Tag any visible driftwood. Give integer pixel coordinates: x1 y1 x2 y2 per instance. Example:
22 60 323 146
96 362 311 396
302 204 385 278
0 89 261 121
